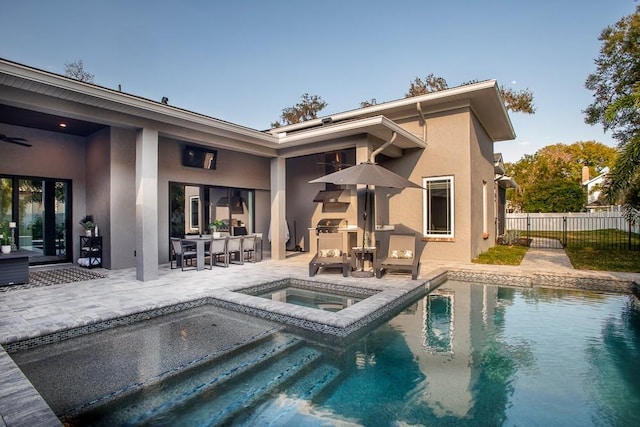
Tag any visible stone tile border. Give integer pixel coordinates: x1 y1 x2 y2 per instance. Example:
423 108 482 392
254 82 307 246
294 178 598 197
447 268 638 294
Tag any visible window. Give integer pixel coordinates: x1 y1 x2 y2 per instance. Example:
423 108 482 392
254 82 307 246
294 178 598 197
423 176 454 238
189 196 199 230
482 180 488 235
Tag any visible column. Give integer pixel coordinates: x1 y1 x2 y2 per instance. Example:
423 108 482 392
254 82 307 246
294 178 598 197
270 157 286 260
135 128 159 281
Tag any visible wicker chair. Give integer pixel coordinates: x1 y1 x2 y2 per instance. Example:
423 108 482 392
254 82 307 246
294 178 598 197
242 234 261 263
206 236 228 268
170 237 197 271
227 236 244 265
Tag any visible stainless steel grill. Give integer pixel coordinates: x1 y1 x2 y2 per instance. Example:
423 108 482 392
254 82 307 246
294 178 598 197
315 218 346 235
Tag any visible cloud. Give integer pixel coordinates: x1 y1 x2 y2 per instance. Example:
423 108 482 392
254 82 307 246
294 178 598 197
511 80 517 85
518 140 530 145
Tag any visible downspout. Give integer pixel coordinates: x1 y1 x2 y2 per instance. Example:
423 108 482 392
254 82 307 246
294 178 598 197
416 102 427 142
370 131 397 163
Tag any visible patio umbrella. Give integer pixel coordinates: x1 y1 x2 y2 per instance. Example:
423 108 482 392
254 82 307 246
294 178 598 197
309 161 422 275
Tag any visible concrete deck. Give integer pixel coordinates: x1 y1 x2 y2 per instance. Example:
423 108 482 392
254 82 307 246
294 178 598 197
0 250 638 426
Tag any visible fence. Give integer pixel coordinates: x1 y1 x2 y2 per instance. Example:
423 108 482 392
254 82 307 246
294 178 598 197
504 212 640 250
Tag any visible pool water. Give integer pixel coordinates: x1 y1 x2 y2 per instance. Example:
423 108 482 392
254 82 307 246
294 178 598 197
256 286 363 311
64 281 640 426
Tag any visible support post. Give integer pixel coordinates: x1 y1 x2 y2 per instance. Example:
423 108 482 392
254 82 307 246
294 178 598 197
135 128 159 281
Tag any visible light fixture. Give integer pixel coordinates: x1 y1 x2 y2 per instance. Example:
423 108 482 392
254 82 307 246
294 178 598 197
59 123 67 128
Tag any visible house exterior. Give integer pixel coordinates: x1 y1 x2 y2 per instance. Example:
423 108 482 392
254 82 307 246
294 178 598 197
0 58 515 281
581 165 611 211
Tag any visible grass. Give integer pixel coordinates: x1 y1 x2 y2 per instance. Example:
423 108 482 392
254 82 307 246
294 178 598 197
474 228 640 272
565 247 639 272
472 245 528 265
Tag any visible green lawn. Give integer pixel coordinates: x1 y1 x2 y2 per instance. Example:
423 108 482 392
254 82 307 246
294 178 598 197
472 245 528 266
565 247 639 272
525 229 640 250
473 230 640 272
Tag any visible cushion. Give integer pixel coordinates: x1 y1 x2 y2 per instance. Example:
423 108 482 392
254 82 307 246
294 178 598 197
391 249 413 259
320 249 342 258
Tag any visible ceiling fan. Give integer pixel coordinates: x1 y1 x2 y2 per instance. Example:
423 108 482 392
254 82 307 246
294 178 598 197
318 151 352 171
0 134 31 147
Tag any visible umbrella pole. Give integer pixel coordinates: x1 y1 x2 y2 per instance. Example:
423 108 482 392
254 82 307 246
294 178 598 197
361 185 368 270
352 185 374 278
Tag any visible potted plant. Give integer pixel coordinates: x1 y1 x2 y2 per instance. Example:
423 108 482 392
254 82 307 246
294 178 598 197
209 220 225 238
1 221 11 254
79 215 95 236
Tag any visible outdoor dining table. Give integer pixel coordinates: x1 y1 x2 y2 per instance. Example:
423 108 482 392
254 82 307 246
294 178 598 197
181 237 210 271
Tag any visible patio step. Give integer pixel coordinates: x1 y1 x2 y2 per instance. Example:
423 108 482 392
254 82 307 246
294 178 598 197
74 331 304 426
140 345 325 426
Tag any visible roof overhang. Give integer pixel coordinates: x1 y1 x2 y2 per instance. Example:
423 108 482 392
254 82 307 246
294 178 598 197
274 115 426 158
272 80 516 142
497 175 519 190
0 58 279 157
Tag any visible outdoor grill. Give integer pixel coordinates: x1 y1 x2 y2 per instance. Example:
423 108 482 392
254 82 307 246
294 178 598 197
315 218 346 235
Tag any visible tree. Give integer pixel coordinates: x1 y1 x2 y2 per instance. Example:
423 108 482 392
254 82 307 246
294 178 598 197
360 98 378 108
271 93 327 128
405 75 535 114
584 5 640 222
521 179 585 213
405 73 448 97
505 141 618 212
64 59 95 83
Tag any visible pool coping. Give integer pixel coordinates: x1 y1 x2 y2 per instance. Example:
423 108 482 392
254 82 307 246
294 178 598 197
0 267 637 427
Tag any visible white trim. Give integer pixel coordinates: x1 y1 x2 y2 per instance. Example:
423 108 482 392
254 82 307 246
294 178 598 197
423 175 455 238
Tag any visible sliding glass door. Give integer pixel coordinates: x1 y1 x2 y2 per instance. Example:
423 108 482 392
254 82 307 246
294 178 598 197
169 182 254 238
0 175 71 264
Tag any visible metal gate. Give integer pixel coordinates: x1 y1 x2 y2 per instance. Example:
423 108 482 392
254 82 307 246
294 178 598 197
504 214 639 250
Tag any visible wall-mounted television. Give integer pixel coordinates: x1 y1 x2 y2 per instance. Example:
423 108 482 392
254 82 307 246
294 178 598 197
183 146 217 170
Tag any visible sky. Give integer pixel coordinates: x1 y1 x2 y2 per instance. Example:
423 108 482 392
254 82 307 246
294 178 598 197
1 0 635 163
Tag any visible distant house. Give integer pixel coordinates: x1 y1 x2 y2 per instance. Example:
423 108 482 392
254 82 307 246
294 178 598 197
0 58 516 280
493 153 518 236
581 166 611 211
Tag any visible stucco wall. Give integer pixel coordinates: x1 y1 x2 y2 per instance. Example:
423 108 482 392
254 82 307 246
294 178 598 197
109 127 137 269
85 128 111 267
469 114 496 259
0 123 87 262
156 137 271 264
385 109 473 262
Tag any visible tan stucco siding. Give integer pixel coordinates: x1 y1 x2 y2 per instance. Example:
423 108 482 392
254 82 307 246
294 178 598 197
469 114 496 259
386 108 473 262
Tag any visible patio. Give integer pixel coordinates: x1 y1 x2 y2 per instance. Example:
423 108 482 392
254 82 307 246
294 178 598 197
0 251 638 426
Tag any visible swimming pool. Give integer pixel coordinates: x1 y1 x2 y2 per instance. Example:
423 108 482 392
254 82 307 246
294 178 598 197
255 286 363 311
15 280 640 425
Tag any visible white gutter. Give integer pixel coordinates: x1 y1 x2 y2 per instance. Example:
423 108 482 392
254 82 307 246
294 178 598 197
370 131 397 162
276 115 426 149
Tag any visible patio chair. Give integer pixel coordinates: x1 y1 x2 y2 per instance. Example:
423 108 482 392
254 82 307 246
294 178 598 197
242 234 260 263
376 234 419 280
227 236 244 265
309 233 350 277
170 237 197 271
206 236 228 268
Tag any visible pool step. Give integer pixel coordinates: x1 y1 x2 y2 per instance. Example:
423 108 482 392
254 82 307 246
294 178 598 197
233 362 342 426
144 345 325 426
74 331 303 426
